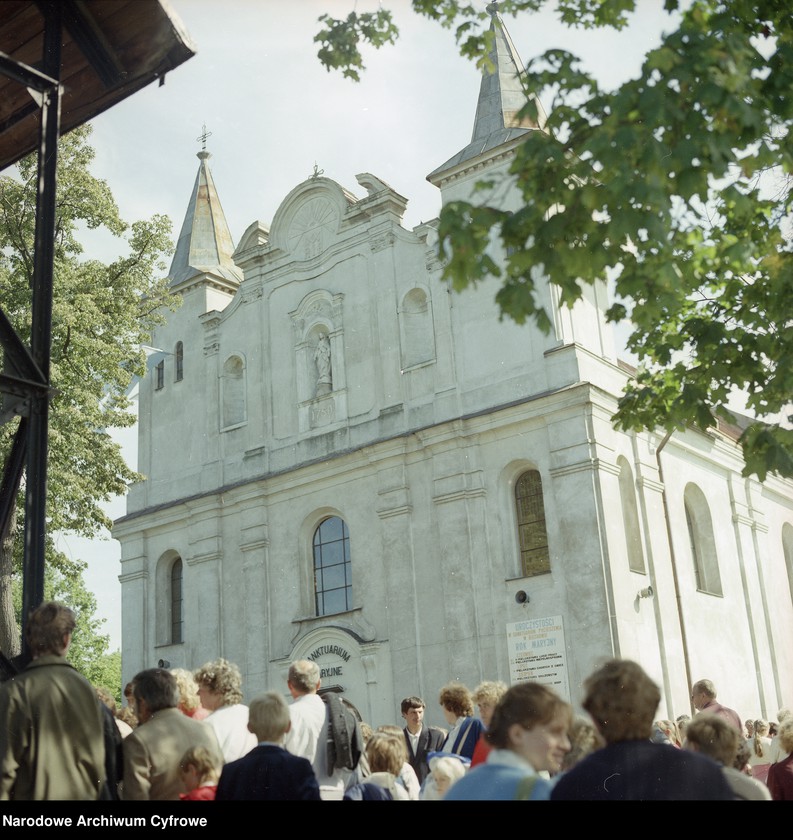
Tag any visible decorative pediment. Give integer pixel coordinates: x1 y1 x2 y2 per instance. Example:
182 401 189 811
269 177 355 261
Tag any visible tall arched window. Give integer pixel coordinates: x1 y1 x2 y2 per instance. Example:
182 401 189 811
618 457 646 573
684 484 722 596
313 516 352 616
175 341 184 381
170 557 183 644
515 470 551 577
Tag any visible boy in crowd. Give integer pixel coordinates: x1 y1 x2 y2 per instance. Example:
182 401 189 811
215 691 320 800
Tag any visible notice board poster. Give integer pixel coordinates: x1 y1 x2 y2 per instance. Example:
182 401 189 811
506 615 569 700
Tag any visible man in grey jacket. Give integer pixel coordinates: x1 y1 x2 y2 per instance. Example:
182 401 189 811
122 667 222 799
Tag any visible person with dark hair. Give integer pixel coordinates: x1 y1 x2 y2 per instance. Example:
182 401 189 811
400 695 445 784
95 685 124 800
0 601 106 800
445 682 572 800
122 668 222 800
551 659 733 801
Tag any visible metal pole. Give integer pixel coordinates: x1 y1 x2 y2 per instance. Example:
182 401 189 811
21 6 62 657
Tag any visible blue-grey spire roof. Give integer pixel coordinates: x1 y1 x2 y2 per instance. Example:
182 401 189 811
428 3 547 182
168 149 242 290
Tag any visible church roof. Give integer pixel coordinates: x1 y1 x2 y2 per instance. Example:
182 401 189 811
427 3 547 182
168 148 242 290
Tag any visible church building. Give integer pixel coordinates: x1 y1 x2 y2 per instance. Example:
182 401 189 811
113 9 793 727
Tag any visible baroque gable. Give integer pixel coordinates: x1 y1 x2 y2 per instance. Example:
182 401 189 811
268 177 356 262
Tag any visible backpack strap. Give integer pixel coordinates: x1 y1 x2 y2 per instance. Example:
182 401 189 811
514 775 539 801
451 718 475 755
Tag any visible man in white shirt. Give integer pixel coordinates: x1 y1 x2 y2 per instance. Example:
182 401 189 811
283 660 325 764
283 659 359 799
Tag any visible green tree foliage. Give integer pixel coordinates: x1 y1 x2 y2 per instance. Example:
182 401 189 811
315 9 399 81
0 124 176 655
314 0 793 481
10 546 123 700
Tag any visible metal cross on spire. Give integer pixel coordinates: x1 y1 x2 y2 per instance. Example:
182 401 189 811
196 123 212 151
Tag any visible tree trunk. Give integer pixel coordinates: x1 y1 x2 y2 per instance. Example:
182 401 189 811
0 507 21 657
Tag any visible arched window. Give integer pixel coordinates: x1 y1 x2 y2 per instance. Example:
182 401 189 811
399 288 435 369
175 342 184 381
170 557 183 644
313 516 352 616
222 354 246 428
618 457 645 573
684 484 722 596
515 470 551 577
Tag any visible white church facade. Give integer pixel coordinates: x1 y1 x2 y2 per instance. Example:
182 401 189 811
113 10 793 728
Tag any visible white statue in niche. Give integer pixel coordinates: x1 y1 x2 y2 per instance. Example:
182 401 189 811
313 332 332 396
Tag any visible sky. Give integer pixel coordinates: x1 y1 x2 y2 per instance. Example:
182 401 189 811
60 0 680 651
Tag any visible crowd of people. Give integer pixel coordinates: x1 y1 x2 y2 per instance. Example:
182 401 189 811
0 601 791 801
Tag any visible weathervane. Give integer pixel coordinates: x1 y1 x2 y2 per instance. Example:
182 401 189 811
196 124 212 151
312 162 324 179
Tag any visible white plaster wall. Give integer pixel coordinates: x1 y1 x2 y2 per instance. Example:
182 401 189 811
116 151 793 730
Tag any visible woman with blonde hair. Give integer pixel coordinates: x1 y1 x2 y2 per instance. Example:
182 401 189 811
193 658 257 763
559 716 604 773
470 680 508 767
655 719 682 748
746 719 773 784
171 668 209 721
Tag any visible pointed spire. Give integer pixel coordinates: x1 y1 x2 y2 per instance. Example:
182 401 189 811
427 4 546 183
168 131 242 291
472 3 544 141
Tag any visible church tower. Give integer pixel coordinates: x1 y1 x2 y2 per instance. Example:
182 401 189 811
429 3 616 369
130 137 242 513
